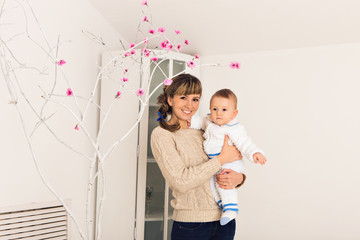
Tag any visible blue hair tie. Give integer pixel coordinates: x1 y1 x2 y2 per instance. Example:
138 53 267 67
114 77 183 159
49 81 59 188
156 111 164 121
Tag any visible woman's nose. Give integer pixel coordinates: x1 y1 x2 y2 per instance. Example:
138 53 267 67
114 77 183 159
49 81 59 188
185 99 192 108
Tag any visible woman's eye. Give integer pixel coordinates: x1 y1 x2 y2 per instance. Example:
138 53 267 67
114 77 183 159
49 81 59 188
193 98 199 102
180 96 186 100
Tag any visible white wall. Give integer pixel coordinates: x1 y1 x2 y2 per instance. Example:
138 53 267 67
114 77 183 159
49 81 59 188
0 0 125 239
200 43 360 239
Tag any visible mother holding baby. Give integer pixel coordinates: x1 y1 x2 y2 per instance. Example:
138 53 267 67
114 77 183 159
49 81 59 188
151 73 245 240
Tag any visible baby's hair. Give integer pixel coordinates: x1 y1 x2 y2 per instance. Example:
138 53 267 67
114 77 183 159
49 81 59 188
157 74 202 132
210 88 238 109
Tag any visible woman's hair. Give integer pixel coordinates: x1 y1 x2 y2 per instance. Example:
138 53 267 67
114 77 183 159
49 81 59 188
157 73 202 132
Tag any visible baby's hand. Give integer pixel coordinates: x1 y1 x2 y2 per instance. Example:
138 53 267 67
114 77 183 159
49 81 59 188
253 153 267 165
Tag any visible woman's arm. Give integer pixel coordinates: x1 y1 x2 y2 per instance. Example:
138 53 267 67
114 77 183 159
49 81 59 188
151 128 222 193
216 135 246 189
217 135 242 165
216 169 246 189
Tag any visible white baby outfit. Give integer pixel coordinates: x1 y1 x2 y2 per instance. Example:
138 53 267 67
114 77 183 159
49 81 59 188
191 115 264 225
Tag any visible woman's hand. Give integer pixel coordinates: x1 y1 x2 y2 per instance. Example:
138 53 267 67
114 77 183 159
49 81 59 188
216 169 245 189
217 135 242 165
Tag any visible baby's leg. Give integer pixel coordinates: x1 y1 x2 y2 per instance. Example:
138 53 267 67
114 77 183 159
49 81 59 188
217 160 243 225
210 175 222 209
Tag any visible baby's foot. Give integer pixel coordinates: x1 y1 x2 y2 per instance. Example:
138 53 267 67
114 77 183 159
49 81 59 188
220 210 237 225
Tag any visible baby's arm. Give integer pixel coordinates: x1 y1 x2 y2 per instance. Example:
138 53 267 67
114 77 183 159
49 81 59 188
190 115 208 130
253 153 267 165
228 124 266 164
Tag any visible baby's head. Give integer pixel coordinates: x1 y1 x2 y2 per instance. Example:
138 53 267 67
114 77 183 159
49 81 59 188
209 89 238 126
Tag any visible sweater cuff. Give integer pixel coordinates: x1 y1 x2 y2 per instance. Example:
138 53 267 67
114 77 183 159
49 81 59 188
207 156 222 173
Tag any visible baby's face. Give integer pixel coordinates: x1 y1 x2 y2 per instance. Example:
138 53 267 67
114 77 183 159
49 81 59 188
209 97 238 125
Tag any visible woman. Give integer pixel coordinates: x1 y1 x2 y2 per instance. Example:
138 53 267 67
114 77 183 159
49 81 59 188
150 74 245 240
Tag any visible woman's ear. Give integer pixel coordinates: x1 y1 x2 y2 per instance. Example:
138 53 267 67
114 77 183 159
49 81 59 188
167 96 173 107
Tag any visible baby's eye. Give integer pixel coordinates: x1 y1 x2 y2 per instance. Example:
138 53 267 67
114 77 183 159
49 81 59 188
222 108 227 111
212 108 217 111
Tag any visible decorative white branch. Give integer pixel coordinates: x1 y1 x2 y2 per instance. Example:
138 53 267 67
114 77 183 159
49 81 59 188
1 1 241 240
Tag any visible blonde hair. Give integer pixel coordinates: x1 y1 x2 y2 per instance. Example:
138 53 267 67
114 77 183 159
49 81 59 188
210 88 238 109
157 74 202 132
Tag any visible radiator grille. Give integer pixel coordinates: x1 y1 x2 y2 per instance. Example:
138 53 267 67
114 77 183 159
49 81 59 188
0 203 67 240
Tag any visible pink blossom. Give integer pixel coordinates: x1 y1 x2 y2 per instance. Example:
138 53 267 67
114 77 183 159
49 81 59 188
151 57 158 61
143 48 150 57
160 41 168 49
163 78 173 86
149 29 155 34
158 27 165 33
143 38 149 44
142 0 148 6
57 59 66 66
175 30 181 34
195 54 200 59
115 91 121 99
74 125 79 130
124 69 128 73
229 61 240 69
66 88 73 96
167 44 173 50
131 49 136 55
177 44 182 51
142 16 148 22
124 52 131 57
123 77 128 82
137 88 145 96
130 42 135 48
187 60 196 68
184 40 189 45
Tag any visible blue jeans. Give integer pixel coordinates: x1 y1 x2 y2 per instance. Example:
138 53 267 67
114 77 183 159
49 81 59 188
171 220 236 240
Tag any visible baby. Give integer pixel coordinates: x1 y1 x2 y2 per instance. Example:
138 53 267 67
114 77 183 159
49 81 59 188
191 88 266 225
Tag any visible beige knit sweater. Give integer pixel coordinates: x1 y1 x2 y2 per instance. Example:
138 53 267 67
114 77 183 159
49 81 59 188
150 126 223 222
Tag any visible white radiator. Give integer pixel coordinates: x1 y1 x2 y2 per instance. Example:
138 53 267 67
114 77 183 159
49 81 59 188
0 202 67 240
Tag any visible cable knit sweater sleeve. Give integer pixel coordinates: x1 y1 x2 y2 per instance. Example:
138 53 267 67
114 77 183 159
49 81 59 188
151 127 222 194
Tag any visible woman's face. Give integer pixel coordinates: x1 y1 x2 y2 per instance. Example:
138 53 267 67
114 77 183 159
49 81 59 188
167 94 201 128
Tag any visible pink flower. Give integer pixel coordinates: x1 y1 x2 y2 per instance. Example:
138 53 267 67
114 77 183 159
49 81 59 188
137 88 145 96
142 0 148 5
74 124 79 130
160 41 168 49
142 16 148 22
124 69 128 73
130 42 135 48
230 61 240 69
115 91 121 99
149 29 155 34
143 48 150 57
163 78 173 85
158 27 165 33
143 38 149 44
175 30 181 34
123 77 128 82
124 52 131 57
187 60 196 68
66 88 73 96
167 44 173 50
131 49 136 55
184 40 189 45
57 59 66 66
151 57 158 61
177 44 182 51
195 54 200 59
